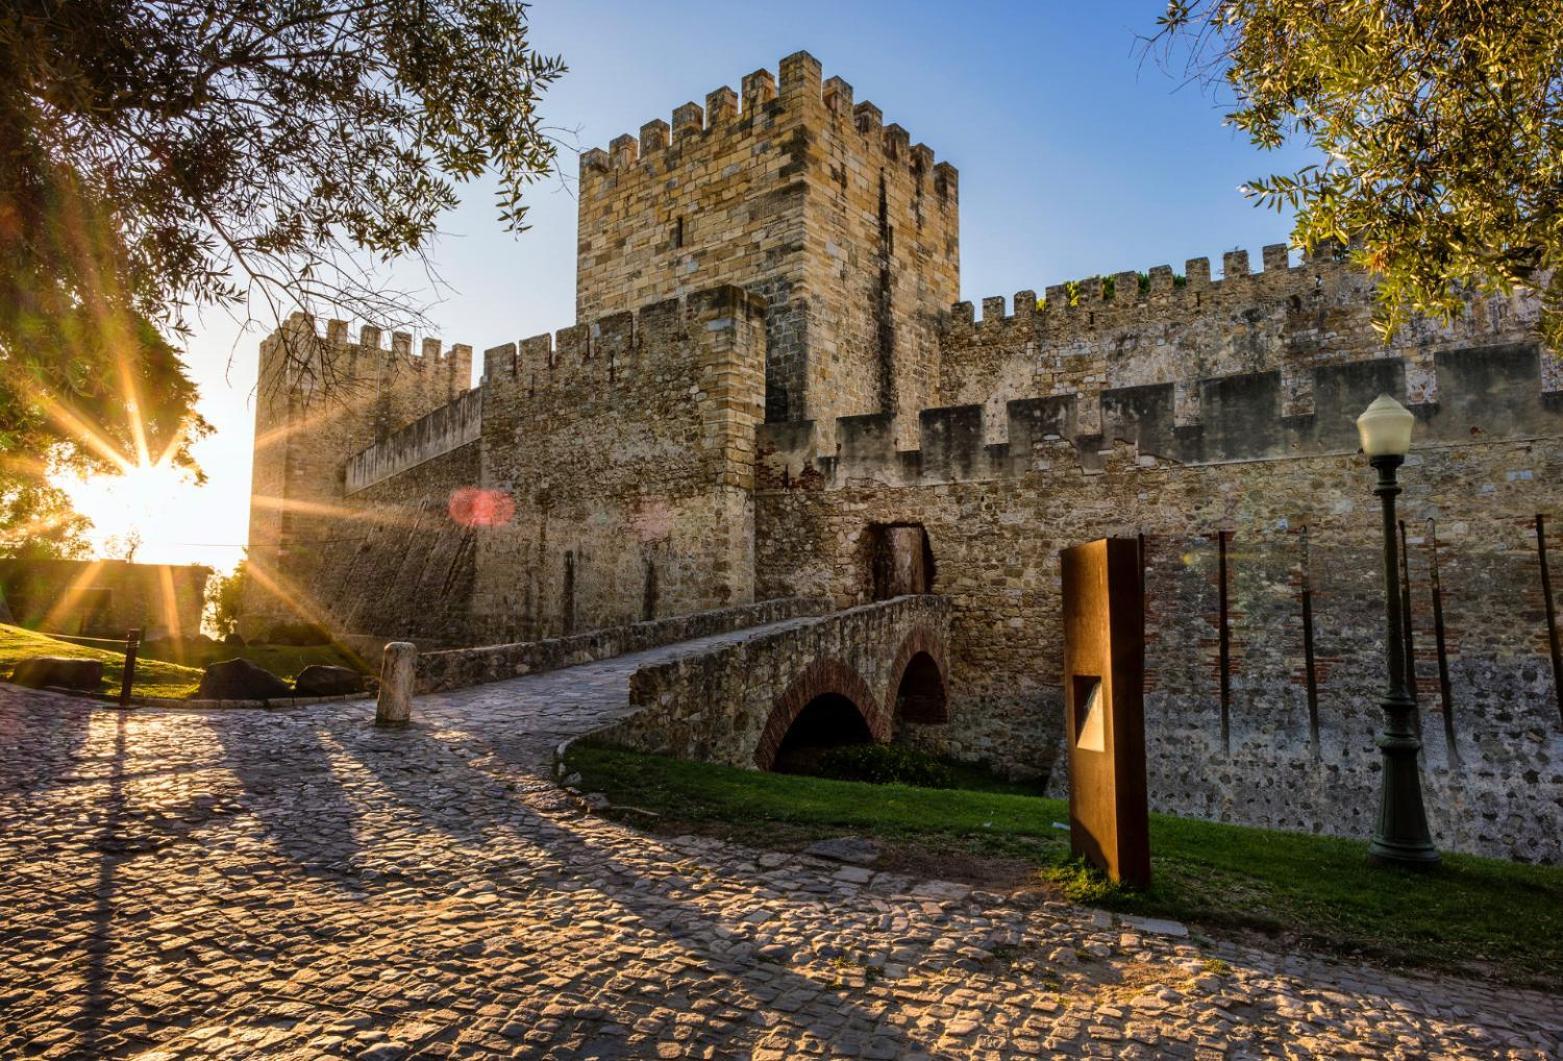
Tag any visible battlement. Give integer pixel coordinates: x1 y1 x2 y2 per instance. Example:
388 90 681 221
948 242 1344 335
479 284 767 398
262 311 475 394
762 343 1558 488
579 50 953 192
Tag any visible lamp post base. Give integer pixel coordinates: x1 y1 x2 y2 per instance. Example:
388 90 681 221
1367 835 1441 869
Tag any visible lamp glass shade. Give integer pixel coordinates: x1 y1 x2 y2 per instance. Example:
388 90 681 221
1356 394 1415 457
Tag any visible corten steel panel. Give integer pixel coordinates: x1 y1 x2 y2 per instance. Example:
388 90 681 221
1060 538 1150 888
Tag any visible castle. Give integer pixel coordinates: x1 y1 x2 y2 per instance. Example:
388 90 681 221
246 52 1563 862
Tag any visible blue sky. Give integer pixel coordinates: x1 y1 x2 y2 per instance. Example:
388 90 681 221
68 0 1317 569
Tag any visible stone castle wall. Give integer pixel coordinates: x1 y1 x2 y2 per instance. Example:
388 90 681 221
939 243 1550 439
576 52 958 438
246 285 767 646
755 327 1563 862
290 440 482 646
246 51 1563 861
468 284 767 643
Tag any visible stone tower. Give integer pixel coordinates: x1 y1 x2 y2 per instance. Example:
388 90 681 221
242 315 472 638
575 50 959 440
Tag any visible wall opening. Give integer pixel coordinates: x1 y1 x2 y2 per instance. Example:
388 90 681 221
562 550 577 635
866 523 935 600
895 651 947 723
772 693 873 774
642 559 658 622
672 216 685 249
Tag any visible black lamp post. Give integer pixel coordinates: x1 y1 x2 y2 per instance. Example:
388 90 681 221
1356 394 1440 869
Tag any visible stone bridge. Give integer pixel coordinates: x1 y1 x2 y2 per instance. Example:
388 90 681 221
597 595 953 770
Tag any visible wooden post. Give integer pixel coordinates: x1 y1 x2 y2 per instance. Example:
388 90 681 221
1298 528 1321 759
118 628 141 709
1217 530 1232 756
1426 519 1459 765
1537 515 1563 727
375 642 417 726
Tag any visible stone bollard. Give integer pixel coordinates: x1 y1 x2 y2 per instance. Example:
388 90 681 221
375 642 417 726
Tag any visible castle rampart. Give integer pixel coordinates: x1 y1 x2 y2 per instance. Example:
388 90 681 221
345 386 483 494
939 242 1548 442
761 343 1559 488
242 313 477 638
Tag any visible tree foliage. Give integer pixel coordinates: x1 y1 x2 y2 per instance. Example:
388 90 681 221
205 558 247 638
1153 0 1563 345
0 480 90 558
0 0 564 535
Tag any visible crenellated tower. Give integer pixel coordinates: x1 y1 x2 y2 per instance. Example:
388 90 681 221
242 314 473 638
576 51 959 443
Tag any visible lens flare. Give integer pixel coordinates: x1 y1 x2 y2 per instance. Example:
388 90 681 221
449 487 515 528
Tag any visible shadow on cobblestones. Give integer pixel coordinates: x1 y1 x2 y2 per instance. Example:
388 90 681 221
78 709 127 1059
334 719 920 1055
0 685 93 797
6 665 1562 1057
213 714 365 882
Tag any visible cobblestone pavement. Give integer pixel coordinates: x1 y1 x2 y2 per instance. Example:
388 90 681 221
2 627 1561 1059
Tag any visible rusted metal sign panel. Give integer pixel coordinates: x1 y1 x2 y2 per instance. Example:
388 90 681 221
1060 537 1151 888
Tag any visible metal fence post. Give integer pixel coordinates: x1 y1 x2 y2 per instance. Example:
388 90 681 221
119 628 141 709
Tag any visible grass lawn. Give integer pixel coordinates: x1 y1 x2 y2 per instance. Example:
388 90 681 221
0 623 204 698
567 742 1563 991
1 623 368 699
133 639 370 682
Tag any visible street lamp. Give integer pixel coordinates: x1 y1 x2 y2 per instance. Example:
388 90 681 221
1356 394 1440 869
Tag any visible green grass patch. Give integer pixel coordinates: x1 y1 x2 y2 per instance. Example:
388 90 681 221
567 742 1563 989
134 639 368 683
0 623 204 698
1 623 367 699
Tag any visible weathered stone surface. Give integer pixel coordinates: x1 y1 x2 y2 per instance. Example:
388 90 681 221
375 642 416 725
602 595 949 770
416 596 831 693
8 656 103 691
195 658 292 701
292 664 364 697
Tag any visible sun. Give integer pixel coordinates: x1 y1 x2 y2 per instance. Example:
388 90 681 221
61 460 195 563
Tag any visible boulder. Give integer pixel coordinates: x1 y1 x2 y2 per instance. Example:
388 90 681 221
196 658 292 701
802 836 881 866
9 657 104 692
222 631 246 646
292 664 364 697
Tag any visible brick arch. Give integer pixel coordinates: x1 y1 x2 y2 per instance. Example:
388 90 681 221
754 657 888 769
885 625 950 724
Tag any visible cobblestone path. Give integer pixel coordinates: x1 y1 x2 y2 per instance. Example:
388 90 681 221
2 627 1560 1059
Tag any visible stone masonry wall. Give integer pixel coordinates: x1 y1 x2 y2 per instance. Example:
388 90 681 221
345 387 483 493
756 344 1563 863
939 245 1551 441
416 596 831 694
292 440 482 646
467 284 767 644
0 558 209 641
